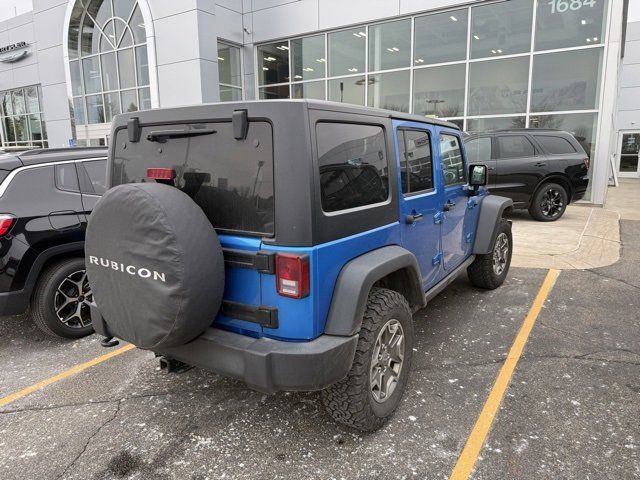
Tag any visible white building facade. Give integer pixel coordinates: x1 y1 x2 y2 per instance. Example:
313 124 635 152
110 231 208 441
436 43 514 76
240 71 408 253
0 0 634 204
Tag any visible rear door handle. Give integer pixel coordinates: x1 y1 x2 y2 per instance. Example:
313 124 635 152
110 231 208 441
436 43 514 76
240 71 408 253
534 162 546 167
405 213 424 224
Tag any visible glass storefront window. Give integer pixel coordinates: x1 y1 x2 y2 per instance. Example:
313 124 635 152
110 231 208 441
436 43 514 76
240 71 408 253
218 42 242 102
292 81 325 100
139 87 151 110
468 57 529 116
0 85 48 148
529 112 597 158
328 27 366 76
367 70 410 112
413 64 465 117
328 76 365 105
258 42 289 85
536 0 608 51
69 0 150 129
292 35 325 81
259 85 290 99
414 9 468 65
471 0 533 59
120 90 138 113
368 19 411 71
466 116 526 133
531 48 602 112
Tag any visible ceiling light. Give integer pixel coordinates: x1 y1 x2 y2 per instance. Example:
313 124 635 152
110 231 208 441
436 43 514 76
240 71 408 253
303 67 314 72
218 56 224 61
491 49 497 54
474 35 480 40
497 49 502 53
264 56 276 61
316 58 326 62
294 75 302 79
450 15 457 21
262 67 268 70
276 45 289 50
581 19 587 25
414 58 424 64
586 38 591 42
348 67 358 72
593 37 598 41
359 31 366 36
352 32 361 38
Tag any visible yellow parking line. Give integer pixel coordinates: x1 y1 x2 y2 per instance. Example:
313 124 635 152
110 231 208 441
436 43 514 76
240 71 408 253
0 343 135 409
450 268 561 480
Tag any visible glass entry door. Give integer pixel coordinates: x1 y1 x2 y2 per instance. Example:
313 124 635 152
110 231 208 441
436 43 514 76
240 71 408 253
618 132 640 177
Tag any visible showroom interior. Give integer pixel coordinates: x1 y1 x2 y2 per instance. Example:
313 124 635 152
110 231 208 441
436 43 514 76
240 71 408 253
0 0 636 205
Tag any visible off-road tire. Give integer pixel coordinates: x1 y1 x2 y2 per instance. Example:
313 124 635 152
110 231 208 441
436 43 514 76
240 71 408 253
321 288 414 432
29 258 94 339
468 219 512 290
528 182 568 222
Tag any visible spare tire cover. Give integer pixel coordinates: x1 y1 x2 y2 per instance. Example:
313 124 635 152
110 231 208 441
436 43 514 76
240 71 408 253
85 183 224 350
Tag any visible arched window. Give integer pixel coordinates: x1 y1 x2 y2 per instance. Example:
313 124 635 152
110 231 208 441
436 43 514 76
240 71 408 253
68 0 150 126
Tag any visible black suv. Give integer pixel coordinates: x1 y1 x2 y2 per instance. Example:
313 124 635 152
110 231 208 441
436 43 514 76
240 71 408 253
0 147 107 338
464 129 589 221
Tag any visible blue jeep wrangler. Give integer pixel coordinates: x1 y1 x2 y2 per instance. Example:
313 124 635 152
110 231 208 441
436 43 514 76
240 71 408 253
86 100 513 431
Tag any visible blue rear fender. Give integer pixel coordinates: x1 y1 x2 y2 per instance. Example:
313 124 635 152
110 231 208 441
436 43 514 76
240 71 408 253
260 222 401 341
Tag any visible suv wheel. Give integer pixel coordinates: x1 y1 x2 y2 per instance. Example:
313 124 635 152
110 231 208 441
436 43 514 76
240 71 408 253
468 219 512 290
529 182 568 221
30 258 94 339
321 288 414 431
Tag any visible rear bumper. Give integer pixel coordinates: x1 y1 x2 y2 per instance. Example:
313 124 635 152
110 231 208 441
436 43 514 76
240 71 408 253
0 289 29 316
91 304 358 394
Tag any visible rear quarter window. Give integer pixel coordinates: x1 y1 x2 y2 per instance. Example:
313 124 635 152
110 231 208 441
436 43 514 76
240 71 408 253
111 121 275 236
534 135 577 155
316 122 388 213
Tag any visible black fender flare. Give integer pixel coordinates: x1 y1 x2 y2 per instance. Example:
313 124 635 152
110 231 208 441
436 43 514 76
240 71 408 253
472 195 513 255
323 245 424 337
23 242 85 294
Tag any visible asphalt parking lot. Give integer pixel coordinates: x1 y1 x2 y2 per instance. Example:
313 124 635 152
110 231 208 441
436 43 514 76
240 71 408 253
1 221 639 480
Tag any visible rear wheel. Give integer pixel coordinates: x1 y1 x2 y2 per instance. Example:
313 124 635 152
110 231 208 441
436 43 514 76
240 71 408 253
468 219 512 290
529 182 568 221
29 258 94 339
321 288 414 432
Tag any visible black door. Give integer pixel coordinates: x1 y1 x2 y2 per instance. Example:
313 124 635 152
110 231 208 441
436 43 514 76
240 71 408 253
494 134 548 207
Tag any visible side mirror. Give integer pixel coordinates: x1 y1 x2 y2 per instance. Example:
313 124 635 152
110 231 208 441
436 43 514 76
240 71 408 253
468 164 487 187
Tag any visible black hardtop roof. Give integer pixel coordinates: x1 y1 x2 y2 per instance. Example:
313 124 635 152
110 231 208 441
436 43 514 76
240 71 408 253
466 128 570 136
112 99 460 130
16 147 108 166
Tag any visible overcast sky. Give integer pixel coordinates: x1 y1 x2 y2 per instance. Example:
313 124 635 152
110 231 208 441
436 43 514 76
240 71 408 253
0 0 639 26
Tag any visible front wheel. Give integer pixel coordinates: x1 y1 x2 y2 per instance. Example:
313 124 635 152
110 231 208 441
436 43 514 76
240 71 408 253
321 288 414 432
529 183 568 221
468 219 512 290
29 258 94 339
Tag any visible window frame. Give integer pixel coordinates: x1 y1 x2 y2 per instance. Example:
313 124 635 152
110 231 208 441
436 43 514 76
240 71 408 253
464 135 494 164
397 127 436 197
77 158 108 196
54 163 81 193
315 120 391 216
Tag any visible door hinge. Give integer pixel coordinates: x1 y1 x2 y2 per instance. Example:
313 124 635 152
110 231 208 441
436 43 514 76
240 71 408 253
467 198 478 209
432 252 443 266
433 211 445 224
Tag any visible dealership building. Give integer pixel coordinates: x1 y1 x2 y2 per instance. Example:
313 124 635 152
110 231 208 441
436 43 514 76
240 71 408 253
0 0 636 204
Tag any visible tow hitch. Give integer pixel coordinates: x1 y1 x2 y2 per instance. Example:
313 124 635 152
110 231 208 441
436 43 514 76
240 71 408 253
159 356 193 374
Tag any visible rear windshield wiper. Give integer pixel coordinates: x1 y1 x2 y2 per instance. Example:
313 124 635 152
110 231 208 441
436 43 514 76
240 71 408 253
147 128 216 143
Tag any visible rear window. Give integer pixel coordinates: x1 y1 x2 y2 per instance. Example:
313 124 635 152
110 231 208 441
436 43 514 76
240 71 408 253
316 122 388 213
111 121 274 236
534 135 577 155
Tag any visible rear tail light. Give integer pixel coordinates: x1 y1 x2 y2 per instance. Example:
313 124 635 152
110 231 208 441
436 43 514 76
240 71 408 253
0 214 15 236
146 167 175 181
582 157 589 170
275 253 310 299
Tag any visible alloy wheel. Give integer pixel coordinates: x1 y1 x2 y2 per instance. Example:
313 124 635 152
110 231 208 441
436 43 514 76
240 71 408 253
540 188 564 218
370 319 405 403
492 232 509 276
54 270 93 329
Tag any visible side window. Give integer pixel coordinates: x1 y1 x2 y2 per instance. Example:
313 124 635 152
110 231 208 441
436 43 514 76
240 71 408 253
78 159 107 195
464 136 492 163
317 122 389 213
398 129 434 195
439 133 466 187
497 135 536 159
534 135 577 155
54 164 80 192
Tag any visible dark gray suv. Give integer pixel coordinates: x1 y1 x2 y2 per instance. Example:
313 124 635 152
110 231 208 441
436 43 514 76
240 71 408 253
465 129 590 221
